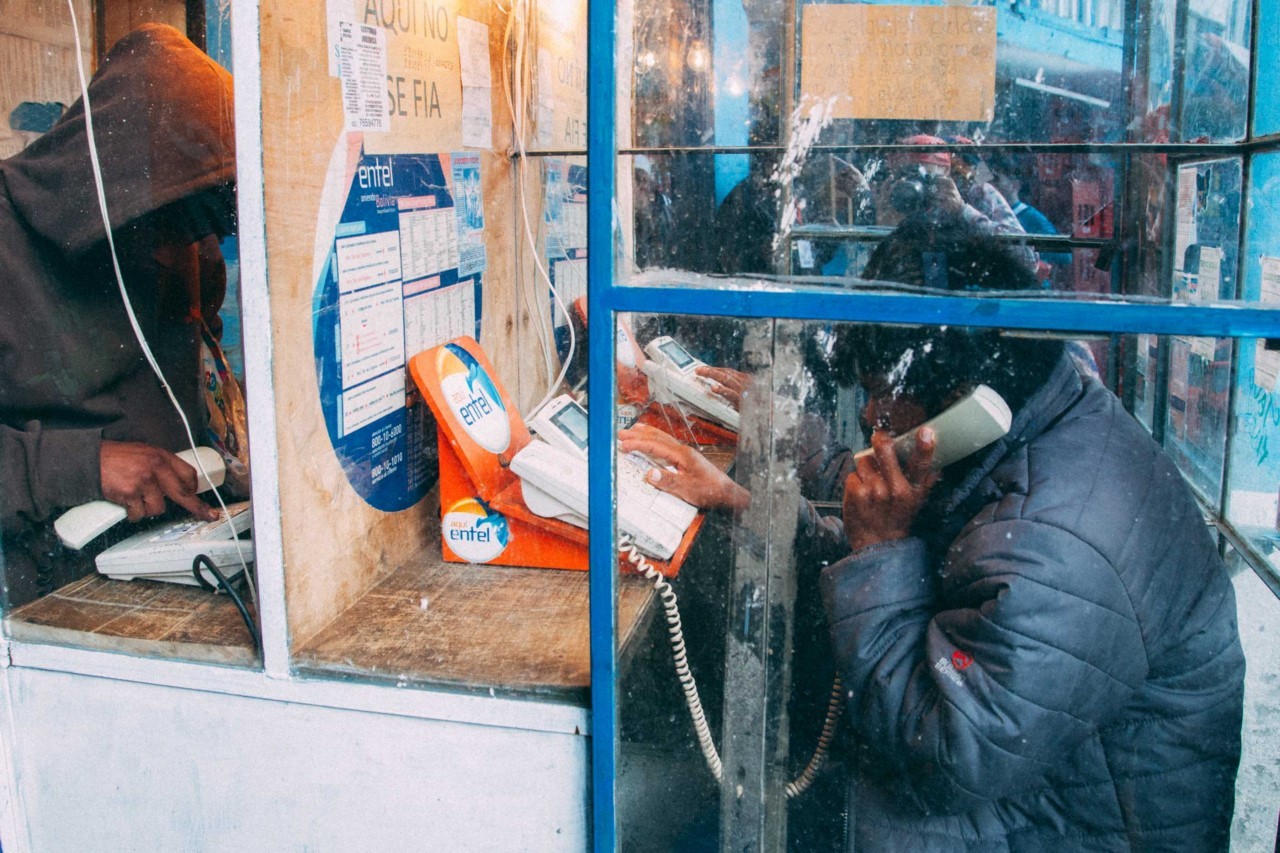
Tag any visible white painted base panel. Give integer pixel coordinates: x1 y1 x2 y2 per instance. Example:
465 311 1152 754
1 668 589 852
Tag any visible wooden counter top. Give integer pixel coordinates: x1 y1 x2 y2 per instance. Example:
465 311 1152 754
292 556 657 703
6 573 259 667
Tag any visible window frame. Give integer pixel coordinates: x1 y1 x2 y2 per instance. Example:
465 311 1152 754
584 0 1280 847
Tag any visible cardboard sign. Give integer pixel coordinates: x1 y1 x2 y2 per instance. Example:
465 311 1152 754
800 4 997 122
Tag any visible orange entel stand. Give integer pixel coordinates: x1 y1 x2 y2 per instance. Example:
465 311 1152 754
409 336 700 577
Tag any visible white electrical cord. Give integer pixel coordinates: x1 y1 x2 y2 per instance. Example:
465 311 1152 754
66 1 256 607
620 535 843 798
502 0 577 419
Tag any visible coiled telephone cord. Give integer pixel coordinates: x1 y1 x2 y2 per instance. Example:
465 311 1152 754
620 538 844 799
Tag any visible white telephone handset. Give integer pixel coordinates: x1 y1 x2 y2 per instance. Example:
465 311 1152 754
641 336 740 431
513 395 698 560
54 446 227 549
851 384 1013 469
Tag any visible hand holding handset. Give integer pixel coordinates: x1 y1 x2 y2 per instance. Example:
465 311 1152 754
642 336 740 431
514 395 698 560
851 384 1012 470
52 446 255 586
54 446 227 549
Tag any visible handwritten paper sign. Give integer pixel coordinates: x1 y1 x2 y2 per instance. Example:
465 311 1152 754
345 0 464 154
800 5 997 122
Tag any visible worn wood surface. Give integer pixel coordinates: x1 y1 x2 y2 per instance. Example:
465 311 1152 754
100 0 185 57
294 556 655 702
293 447 735 700
6 574 258 666
0 0 92 159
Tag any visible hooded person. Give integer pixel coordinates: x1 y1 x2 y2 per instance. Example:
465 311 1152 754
619 216 1244 851
0 23 239 606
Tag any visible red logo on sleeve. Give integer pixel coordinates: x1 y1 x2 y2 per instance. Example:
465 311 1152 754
951 650 973 670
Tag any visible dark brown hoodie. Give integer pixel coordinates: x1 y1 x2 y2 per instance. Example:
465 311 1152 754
0 24 234 600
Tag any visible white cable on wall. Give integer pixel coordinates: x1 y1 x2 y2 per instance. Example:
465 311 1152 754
502 0 577 418
65 0 256 604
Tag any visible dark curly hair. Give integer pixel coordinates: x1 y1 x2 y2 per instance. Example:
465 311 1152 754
832 216 1064 414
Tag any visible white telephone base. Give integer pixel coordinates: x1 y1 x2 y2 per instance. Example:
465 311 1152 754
96 501 253 584
54 447 226 550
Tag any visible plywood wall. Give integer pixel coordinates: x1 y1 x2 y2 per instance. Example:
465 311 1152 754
258 0 533 645
100 0 186 56
0 0 93 159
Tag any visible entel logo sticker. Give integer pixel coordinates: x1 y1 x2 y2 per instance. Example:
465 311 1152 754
442 498 510 563
438 343 510 454
951 650 973 670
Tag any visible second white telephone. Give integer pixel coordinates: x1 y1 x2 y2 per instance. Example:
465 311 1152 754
642 336 741 432
512 395 697 560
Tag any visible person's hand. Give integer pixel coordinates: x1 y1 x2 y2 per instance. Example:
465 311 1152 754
618 423 750 512
694 365 750 408
929 175 965 216
842 427 940 552
99 440 218 522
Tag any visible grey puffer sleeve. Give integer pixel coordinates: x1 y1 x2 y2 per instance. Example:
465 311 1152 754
820 518 1147 813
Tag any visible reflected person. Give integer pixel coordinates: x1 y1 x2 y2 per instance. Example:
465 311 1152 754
622 217 1244 851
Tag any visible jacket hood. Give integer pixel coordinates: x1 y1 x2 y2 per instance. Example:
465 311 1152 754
1 23 234 256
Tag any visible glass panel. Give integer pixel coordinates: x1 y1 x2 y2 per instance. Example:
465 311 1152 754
1163 336 1231 506
622 144 1258 306
1225 546 1280 850
615 314 770 851
614 304 1256 848
1139 0 1177 131
1131 332 1161 430
1225 151 1280 564
0 12 256 665
1177 0 1252 143
629 0 1253 153
1170 159 1242 301
1254 0 1280 137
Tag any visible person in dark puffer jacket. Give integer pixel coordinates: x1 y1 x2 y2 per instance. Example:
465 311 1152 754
624 217 1245 851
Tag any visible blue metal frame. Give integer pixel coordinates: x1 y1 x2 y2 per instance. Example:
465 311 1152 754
586 0 618 846
586 6 1280 852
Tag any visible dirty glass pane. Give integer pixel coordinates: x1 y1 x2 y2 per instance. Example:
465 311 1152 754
615 314 776 851
1254 1 1280 137
631 0 1251 156
0 10 255 665
1224 151 1280 576
612 305 1264 849
621 144 1257 307
1224 545 1280 849
1176 0 1252 143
